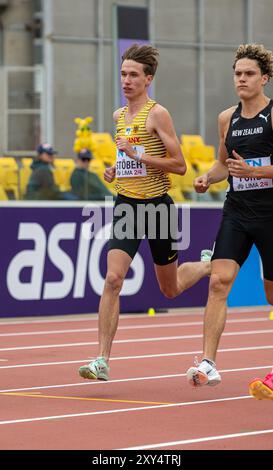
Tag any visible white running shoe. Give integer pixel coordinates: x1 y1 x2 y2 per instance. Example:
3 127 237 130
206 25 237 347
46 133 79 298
200 249 213 262
78 357 109 381
186 358 221 387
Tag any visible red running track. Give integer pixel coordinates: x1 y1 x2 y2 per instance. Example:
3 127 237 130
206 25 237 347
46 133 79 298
0 308 273 450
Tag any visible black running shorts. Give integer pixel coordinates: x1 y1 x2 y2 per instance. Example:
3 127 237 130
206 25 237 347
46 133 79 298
212 212 273 281
108 193 178 265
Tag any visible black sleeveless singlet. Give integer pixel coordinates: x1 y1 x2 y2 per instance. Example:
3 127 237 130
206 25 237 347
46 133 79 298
224 99 273 219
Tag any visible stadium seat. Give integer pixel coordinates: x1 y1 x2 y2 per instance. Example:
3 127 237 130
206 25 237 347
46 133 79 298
181 134 205 160
21 158 33 168
188 145 216 165
53 158 75 191
179 157 198 199
0 184 8 200
19 167 32 198
168 173 186 202
0 157 19 199
91 133 116 166
89 158 117 195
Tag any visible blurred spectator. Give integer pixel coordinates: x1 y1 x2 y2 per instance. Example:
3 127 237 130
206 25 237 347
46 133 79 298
25 144 76 200
70 149 114 201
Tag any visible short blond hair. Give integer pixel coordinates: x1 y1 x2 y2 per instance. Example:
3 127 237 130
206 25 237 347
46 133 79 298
233 44 273 79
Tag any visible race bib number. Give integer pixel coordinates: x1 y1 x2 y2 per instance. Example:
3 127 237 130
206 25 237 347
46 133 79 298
116 145 147 178
233 156 273 191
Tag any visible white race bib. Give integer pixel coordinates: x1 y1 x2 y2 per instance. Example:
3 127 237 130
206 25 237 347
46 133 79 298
116 145 147 178
233 156 273 192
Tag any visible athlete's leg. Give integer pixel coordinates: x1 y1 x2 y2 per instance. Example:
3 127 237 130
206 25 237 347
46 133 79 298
185 210 254 387
98 249 132 361
201 215 252 361
185 258 239 387
202 259 239 361
249 278 273 400
254 221 273 306
154 258 211 299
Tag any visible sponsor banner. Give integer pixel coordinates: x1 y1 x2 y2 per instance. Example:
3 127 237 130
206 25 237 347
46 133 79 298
0 203 221 317
0 203 267 317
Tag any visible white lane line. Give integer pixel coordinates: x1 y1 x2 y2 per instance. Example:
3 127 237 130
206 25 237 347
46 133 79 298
120 428 273 450
1 307 265 326
0 317 270 338
0 394 252 426
1 328 273 352
1 344 273 370
0 311 199 326
0 364 271 394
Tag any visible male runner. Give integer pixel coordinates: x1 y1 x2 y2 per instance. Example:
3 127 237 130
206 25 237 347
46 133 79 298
186 44 273 400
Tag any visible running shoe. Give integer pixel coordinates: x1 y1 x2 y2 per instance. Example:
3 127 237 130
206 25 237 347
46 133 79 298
200 249 213 262
78 357 109 381
249 372 273 401
186 358 222 387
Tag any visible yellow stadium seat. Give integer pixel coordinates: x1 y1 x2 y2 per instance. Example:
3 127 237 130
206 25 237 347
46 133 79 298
168 173 186 202
19 167 32 198
89 157 105 176
181 134 205 160
53 158 75 191
0 157 19 199
181 157 198 197
18 158 32 198
0 184 8 200
185 144 228 200
89 158 117 196
168 156 197 200
21 158 33 168
188 145 216 165
91 133 116 166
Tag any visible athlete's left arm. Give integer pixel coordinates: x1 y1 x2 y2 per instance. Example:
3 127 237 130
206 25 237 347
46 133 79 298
227 150 273 178
116 105 186 175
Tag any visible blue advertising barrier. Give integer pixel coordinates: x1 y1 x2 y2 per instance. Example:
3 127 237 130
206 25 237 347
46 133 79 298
228 245 268 307
0 202 267 317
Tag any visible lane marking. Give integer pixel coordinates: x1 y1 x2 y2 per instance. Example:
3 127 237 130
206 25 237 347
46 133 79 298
1 307 266 326
0 394 252 426
0 317 269 338
121 428 273 450
1 344 273 370
0 364 271 394
0 392 172 406
1 328 273 352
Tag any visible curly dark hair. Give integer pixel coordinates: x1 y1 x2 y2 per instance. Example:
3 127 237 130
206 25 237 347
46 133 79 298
233 44 273 79
122 44 159 76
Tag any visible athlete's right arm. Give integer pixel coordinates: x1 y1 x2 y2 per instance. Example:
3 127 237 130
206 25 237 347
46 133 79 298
103 109 123 184
194 108 234 193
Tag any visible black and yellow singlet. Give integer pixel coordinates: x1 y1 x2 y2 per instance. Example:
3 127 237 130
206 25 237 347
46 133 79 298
115 99 171 199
